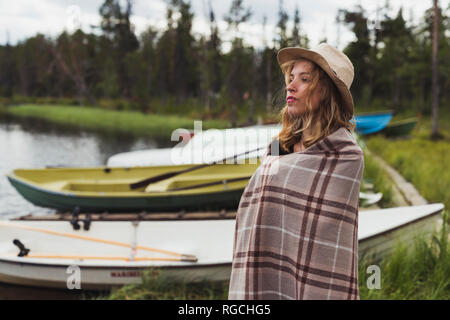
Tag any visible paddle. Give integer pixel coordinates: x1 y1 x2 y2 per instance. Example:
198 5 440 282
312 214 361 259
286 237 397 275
1 253 196 263
129 146 266 190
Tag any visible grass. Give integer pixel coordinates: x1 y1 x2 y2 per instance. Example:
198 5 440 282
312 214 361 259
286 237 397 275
100 269 229 300
367 135 450 208
2 104 231 139
0 95 280 126
365 115 450 217
360 151 396 208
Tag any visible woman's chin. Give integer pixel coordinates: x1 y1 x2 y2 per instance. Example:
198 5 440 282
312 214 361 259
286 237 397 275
287 105 304 116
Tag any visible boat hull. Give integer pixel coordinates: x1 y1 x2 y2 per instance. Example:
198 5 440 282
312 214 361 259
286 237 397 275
383 119 417 137
354 111 393 135
7 175 245 213
7 163 259 213
107 124 281 167
0 259 231 290
358 203 444 261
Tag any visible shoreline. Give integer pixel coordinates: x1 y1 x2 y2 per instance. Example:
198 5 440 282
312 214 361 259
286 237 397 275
1 104 231 140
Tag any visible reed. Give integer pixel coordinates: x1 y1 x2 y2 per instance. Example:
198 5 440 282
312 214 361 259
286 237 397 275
3 104 231 139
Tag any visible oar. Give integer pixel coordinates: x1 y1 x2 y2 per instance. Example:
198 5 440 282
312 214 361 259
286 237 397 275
0 221 197 262
0 253 196 262
129 146 265 190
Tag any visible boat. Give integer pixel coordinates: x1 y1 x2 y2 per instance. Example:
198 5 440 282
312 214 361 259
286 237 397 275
106 124 281 167
8 160 385 214
382 117 417 137
353 110 394 135
359 191 383 206
6 162 259 213
0 203 444 290
358 203 444 261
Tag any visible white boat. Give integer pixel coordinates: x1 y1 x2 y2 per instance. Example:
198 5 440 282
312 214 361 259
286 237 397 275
106 124 372 202
0 219 235 290
0 203 444 290
359 192 383 206
106 124 282 167
358 203 444 260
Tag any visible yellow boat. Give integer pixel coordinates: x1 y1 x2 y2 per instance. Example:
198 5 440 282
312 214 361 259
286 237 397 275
6 161 259 213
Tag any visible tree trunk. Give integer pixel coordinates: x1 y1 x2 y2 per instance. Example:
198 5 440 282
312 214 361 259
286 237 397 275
431 0 440 139
248 97 255 125
393 75 401 112
266 52 272 112
231 103 237 128
248 57 257 125
49 43 89 105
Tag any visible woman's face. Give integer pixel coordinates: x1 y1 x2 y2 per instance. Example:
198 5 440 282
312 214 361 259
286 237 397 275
286 60 321 116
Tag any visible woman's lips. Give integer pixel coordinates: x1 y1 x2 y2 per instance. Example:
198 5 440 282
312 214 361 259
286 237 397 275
286 96 296 104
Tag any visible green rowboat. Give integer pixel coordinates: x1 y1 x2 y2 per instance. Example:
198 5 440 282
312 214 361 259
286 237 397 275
7 162 259 213
382 117 418 137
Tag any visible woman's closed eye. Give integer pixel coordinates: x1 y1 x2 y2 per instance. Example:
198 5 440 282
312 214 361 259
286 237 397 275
289 77 310 83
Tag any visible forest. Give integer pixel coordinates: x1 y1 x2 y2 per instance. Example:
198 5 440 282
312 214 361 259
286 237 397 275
0 0 448 124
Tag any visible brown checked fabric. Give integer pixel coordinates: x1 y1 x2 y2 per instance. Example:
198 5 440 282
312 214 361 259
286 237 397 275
228 127 364 300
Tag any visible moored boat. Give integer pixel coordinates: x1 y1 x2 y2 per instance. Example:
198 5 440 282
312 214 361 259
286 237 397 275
6 162 259 213
353 110 394 135
358 203 444 260
107 124 281 167
382 117 417 137
0 219 235 290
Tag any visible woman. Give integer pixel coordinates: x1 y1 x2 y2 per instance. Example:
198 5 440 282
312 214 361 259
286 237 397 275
228 43 364 300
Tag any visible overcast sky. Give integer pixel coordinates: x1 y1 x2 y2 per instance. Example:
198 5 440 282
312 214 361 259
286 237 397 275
0 0 443 51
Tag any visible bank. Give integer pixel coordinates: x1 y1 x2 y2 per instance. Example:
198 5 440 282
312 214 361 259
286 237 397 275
1 104 231 140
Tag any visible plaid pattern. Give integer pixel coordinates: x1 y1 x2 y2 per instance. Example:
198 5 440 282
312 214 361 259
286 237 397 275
228 127 364 300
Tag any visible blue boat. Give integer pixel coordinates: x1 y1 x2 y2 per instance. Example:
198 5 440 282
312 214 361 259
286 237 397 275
352 110 394 135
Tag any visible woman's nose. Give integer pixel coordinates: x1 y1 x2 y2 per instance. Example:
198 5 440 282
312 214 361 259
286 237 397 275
287 81 296 93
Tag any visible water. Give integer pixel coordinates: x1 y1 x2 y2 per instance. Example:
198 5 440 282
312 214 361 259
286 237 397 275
0 115 173 219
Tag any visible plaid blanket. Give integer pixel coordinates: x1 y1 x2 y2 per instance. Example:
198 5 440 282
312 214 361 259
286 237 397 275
228 127 364 300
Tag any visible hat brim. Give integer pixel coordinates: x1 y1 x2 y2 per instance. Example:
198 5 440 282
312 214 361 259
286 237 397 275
277 47 354 116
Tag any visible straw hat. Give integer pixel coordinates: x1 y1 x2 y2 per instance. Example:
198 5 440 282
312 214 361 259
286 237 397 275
277 43 355 116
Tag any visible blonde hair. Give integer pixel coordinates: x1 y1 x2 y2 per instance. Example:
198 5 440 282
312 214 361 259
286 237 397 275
277 59 355 153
